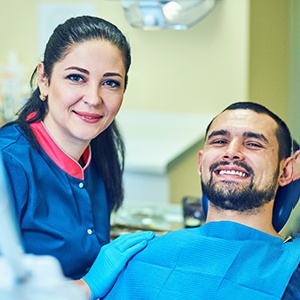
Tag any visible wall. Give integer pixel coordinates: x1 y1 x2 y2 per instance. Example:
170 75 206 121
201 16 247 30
0 0 250 117
1 1 293 118
289 0 300 142
249 0 290 122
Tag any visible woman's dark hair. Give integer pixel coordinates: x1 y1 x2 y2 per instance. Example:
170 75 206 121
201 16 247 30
10 16 132 210
205 101 292 161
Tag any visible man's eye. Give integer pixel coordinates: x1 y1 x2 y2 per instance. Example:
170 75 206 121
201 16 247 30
66 74 84 82
247 142 262 148
214 139 226 144
209 139 227 145
103 80 121 88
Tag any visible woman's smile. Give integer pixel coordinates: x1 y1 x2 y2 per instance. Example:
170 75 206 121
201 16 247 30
73 110 103 123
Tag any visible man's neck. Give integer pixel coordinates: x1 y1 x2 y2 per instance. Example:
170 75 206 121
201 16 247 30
206 203 282 238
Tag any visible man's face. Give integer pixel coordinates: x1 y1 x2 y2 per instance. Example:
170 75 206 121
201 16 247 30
198 109 283 212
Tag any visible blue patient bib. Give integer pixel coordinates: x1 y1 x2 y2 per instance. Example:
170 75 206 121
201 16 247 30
106 221 300 300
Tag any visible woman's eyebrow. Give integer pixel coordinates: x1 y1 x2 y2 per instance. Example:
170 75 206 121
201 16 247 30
64 68 123 79
103 72 123 79
65 66 89 74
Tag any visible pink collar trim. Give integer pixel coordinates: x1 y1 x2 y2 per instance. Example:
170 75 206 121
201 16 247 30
30 120 91 180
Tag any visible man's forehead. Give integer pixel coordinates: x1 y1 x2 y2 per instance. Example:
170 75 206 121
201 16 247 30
207 109 278 138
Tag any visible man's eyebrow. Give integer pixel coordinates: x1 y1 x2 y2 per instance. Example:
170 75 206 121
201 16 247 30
207 130 229 140
206 130 270 144
243 132 270 144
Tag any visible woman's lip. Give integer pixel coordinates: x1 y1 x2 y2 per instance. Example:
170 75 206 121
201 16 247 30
73 111 103 123
74 111 102 118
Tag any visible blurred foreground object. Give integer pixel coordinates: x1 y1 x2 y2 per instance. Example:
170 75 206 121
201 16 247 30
0 152 85 299
0 254 86 300
182 196 206 228
111 203 183 238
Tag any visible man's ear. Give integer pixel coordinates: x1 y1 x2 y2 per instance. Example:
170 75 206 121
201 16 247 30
197 150 203 176
37 62 49 96
293 149 300 181
278 156 293 186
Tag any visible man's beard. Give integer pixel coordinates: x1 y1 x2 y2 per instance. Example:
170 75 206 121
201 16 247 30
201 162 279 212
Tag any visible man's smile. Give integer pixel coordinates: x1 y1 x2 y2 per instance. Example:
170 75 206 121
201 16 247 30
216 169 248 177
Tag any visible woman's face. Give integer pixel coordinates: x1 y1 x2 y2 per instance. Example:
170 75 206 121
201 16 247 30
38 39 126 156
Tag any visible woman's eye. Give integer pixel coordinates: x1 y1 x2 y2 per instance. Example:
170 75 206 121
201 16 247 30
66 74 84 82
103 80 121 88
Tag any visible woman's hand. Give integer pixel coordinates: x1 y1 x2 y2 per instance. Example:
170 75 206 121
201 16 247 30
82 231 155 299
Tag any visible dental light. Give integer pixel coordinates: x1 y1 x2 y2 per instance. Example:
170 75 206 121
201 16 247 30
120 0 217 30
121 0 217 30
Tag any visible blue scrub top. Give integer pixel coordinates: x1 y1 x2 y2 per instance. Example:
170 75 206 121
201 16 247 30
0 121 111 279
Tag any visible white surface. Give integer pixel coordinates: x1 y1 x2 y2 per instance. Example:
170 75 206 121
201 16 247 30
123 171 170 203
117 110 214 175
0 255 85 299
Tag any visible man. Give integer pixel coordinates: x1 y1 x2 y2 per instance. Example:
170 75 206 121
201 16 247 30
104 102 300 300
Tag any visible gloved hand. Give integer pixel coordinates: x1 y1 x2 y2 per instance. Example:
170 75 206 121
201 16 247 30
82 230 155 299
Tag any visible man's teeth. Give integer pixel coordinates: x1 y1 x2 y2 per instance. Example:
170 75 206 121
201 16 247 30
218 170 247 177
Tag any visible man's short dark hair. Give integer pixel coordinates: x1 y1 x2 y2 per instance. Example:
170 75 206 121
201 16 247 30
205 101 292 160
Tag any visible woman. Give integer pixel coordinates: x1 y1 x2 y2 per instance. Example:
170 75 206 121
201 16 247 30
0 16 154 299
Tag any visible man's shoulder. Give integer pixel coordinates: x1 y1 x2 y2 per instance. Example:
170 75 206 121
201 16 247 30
283 264 300 299
132 227 203 263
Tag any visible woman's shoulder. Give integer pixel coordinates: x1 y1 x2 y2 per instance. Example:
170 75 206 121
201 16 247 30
0 123 32 157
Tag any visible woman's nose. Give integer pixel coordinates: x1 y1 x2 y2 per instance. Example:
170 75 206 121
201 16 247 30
84 85 102 106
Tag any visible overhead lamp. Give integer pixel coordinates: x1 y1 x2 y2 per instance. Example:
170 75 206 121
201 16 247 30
121 0 217 30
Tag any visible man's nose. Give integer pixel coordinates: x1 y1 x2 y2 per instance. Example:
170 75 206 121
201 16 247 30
222 140 244 161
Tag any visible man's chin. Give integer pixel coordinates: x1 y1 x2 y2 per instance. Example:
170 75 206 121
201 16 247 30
214 185 245 196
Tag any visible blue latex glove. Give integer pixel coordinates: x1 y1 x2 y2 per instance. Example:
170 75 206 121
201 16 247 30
82 231 155 299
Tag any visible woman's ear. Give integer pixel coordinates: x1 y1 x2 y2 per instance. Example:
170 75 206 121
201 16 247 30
37 62 49 96
293 150 300 181
278 156 293 186
197 150 203 176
